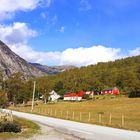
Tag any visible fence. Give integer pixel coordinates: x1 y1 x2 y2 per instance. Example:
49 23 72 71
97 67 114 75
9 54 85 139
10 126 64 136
16 107 125 128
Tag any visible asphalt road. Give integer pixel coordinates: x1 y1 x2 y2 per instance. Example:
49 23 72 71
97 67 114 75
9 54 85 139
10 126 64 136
3 110 140 140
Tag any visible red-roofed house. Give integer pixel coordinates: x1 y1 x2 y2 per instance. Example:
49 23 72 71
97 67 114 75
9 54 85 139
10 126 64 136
101 87 119 95
64 91 84 101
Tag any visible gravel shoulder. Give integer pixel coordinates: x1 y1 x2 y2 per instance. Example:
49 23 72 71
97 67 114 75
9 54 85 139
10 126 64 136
10 123 82 140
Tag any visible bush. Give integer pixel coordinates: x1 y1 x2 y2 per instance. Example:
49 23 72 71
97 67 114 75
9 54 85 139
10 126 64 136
0 122 21 133
129 89 140 98
83 94 90 100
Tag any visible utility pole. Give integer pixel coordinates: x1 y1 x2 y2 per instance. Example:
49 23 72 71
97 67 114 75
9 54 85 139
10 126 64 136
31 81 36 112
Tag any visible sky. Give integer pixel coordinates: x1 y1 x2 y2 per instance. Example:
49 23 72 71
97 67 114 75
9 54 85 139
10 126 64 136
0 0 140 66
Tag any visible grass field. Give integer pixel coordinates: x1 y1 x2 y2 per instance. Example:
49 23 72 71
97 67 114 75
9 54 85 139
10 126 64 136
0 116 40 139
9 95 140 132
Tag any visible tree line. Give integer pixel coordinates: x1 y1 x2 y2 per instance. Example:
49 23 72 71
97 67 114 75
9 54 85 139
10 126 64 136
0 55 140 106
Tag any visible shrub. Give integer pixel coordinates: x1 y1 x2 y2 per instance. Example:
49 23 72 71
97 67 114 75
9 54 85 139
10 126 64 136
129 88 140 98
0 121 21 133
83 94 90 100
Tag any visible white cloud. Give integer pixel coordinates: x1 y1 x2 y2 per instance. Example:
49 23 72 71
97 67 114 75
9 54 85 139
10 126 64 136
0 0 51 20
58 26 65 33
9 44 60 64
0 21 139 67
0 22 123 66
0 12 14 21
79 0 92 11
0 22 59 65
8 45 123 67
0 22 37 44
58 46 122 66
129 48 140 56
0 23 123 66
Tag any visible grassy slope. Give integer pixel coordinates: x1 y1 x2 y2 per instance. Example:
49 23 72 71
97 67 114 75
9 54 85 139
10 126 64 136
10 96 140 131
0 117 40 139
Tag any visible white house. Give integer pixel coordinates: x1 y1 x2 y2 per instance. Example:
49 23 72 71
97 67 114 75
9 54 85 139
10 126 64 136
48 90 60 102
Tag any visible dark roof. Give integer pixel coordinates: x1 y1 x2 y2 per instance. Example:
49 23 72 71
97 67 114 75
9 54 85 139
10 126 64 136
102 88 113 91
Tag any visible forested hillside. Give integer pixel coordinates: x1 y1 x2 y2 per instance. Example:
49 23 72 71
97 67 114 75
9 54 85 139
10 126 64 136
0 55 140 105
35 55 140 98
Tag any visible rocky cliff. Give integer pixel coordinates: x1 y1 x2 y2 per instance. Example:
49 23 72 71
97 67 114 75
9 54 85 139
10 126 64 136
0 40 45 79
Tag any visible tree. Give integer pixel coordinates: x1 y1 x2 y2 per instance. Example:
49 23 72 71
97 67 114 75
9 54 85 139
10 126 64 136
54 81 66 96
5 73 28 104
0 89 8 107
0 70 3 89
36 76 55 103
129 88 140 98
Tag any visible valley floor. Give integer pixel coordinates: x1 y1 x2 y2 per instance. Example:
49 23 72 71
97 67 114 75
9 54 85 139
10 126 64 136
9 96 140 131
3 110 140 140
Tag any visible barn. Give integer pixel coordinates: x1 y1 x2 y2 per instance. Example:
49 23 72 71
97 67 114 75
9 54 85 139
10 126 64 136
64 91 84 101
101 87 119 95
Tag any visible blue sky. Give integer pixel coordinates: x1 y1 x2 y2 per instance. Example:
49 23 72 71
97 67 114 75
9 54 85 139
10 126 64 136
0 0 140 66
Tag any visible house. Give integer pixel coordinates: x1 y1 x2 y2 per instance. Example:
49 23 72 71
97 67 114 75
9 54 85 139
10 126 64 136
48 90 60 102
101 87 119 95
64 91 84 101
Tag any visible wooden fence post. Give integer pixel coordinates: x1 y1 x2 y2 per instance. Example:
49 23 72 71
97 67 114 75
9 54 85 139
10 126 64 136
55 110 57 116
109 114 112 125
122 115 124 127
80 112 82 121
61 110 63 118
99 114 102 123
50 109 52 116
66 111 69 119
22 107 24 112
88 112 91 122
72 111 75 120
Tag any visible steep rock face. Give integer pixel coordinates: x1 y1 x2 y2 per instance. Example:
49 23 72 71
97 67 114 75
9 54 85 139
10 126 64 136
0 40 45 79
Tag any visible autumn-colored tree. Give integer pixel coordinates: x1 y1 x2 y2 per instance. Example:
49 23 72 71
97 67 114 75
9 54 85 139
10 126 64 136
0 89 8 107
36 76 55 103
5 73 28 104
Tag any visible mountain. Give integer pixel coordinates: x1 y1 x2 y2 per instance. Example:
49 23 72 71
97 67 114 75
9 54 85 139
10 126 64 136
0 40 45 79
30 63 76 74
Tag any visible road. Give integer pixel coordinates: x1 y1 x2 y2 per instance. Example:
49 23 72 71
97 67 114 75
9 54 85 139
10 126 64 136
3 110 140 140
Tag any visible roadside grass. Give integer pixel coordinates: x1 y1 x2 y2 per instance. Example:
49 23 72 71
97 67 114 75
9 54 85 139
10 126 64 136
9 95 140 132
0 116 40 139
